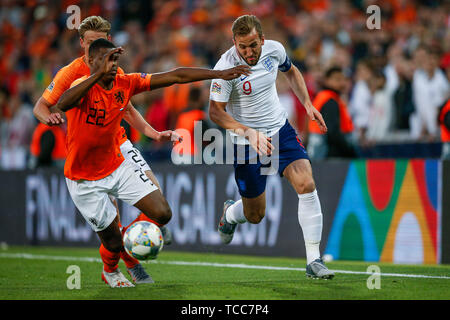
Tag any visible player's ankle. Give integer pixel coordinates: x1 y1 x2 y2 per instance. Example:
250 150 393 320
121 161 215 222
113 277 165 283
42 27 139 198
103 265 119 273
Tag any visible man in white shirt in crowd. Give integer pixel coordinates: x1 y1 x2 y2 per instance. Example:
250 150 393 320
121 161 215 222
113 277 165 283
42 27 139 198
411 47 449 140
349 59 374 146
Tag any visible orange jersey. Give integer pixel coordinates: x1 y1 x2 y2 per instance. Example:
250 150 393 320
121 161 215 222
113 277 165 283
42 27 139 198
42 56 128 145
64 72 152 181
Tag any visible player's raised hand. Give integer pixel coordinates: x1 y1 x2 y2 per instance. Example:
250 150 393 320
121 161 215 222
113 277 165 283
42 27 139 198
45 106 65 126
219 65 251 80
246 128 274 156
44 112 65 126
99 47 124 74
305 101 327 133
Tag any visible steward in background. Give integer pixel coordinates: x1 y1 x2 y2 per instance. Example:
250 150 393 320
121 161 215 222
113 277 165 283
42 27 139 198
307 66 357 159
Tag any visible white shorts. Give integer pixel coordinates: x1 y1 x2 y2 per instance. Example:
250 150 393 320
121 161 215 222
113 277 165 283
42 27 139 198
120 139 151 172
66 160 158 232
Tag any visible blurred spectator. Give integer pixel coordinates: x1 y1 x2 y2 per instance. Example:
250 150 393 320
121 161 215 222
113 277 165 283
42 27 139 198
393 57 415 130
139 89 174 161
308 66 356 159
439 98 450 159
0 87 10 122
29 122 67 168
144 90 170 146
383 44 402 119
366 70 392 142
0 89 35 169
1 0 450 166
349 59 374 147
411 47 450 141
163 82 203 129
173 86 208 158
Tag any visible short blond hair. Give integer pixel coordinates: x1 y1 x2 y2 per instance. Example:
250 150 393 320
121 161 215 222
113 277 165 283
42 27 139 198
231 15 263 39
78 16 111 39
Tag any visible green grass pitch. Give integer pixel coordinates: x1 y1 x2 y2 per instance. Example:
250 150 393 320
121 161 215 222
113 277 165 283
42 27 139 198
0 246 449 300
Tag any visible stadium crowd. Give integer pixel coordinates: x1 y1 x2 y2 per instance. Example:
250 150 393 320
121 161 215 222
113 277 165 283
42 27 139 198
0 0 449 168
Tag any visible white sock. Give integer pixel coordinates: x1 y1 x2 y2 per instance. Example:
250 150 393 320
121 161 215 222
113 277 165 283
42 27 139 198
298 189 323 265
225 199 248 224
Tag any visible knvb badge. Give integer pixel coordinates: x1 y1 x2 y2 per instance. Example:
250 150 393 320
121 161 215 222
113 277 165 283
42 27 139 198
114 90 125 104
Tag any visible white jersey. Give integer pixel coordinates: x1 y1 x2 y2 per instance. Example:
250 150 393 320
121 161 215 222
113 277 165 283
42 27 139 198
210 40 291 144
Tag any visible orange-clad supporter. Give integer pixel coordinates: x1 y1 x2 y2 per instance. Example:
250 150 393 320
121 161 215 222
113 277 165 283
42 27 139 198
29 122 67 168
388 0 417 25
439 99 450 159
175 109 206 155
31 16 181 286
222 0 245 18
174 87 207 157
191 6 210 24
144 93 170 149
163 82 203 113
300 0 329 13
50 38 250 288
162 34 201 127
145 97 169 133
28 36 51 58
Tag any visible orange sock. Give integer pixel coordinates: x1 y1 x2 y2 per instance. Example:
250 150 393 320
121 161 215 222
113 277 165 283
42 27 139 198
120 248 139 269
99 244 120 273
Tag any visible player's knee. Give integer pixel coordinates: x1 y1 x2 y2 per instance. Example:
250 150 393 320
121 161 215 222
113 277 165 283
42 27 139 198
160 206 172 225
155 203 172 225
296 178 316 195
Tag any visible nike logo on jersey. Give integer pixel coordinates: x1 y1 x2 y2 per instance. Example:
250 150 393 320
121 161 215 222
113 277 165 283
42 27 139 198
240 75 248 81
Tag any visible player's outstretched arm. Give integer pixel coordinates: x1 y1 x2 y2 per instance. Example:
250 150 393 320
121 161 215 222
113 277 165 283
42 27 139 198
149 66 250 90
209 100 273 156
55 72 104 112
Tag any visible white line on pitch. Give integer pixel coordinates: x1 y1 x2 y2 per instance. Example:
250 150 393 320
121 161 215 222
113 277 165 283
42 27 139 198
1 252 449 280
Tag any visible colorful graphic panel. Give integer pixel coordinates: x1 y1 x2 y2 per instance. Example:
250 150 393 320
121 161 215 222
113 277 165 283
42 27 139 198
325 160 440 264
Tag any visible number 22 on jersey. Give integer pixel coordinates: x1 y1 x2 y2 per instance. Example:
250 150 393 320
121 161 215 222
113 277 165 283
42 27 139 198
86 104 106 126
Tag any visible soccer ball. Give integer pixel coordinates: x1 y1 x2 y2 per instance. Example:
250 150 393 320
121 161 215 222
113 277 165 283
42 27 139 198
123 221 164 260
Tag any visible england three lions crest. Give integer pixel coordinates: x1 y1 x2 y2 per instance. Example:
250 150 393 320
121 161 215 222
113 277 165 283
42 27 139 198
262 57 274 72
